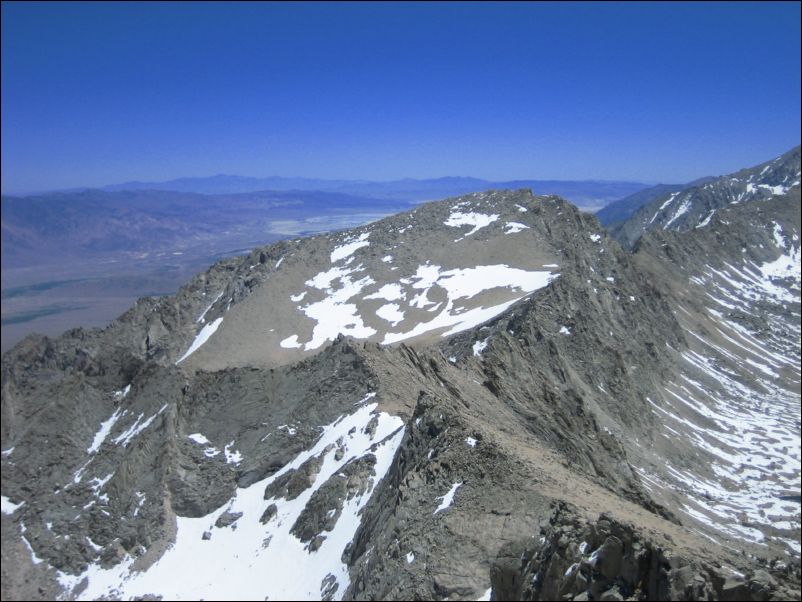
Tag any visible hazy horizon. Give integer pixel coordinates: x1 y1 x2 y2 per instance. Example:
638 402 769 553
5 172 663 197
6 147 800 197
3 2 800 194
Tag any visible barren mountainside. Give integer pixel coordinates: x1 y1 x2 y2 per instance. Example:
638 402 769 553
1 173 800 599
612 145 801 249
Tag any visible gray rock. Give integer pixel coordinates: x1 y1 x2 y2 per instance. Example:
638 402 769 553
721 577 751 602
593 536 623 580
260 504 278 525
599 587 623 601
285 453 326 500
490 504 741 601
214 511 243 529
321 574 339 601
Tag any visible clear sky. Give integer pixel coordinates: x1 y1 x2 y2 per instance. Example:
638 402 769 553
2 1 800 193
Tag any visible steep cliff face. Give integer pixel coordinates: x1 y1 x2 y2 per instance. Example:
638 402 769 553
2 185 799 601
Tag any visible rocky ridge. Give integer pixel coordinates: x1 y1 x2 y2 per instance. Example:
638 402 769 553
613 145 800 248
1 179 800 600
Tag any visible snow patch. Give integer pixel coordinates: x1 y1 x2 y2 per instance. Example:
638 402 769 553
223 441 243 465
331 232 370 263
444 211 499 240
113 384 131 400
384 265 557 344
473 337 490 357
354 392 377 406
188 433 211 445
504 222 529 234
434 482 463 514
280 335 302 349
375 303 405 326
20 523 43 565
650 192 680 224
364 283 406 302
292 265 377 350
696 210 715 229
1 496 25 515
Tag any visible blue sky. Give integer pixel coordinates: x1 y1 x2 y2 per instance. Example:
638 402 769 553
2 1 800 193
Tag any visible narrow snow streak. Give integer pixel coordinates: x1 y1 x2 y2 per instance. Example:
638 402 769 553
112 405 168 447
663 196 691 229
176 318 224 364
197 291 224 323
87 408 125 454
650 192 680 224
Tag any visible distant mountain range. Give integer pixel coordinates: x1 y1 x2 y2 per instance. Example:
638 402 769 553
101 175 650 208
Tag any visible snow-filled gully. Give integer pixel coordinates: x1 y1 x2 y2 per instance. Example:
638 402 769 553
57 401 405 601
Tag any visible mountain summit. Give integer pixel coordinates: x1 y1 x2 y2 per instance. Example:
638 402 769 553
1 174 800 599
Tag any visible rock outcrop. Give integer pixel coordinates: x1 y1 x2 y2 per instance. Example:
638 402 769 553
491 503 801 601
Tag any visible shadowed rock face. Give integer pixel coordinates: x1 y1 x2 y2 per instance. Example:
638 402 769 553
1 180 799 601
491 503 801 601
